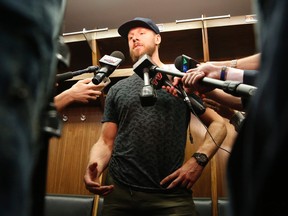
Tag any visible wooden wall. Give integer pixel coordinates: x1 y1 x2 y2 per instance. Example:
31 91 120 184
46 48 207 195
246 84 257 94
46 105 103 195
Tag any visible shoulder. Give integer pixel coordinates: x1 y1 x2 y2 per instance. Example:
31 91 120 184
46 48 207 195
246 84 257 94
113 73 141 87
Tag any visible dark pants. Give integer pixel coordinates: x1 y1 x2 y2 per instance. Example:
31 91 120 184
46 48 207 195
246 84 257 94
102 174 198 216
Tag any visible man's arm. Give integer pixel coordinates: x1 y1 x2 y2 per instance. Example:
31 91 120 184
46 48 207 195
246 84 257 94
191 108 227 159
54 78 104 111
160 108 227 189
204 89 244 111
208 53 260 70
83 122 117 196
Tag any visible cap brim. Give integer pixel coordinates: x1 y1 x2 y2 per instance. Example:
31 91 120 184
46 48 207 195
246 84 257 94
118 20 156 38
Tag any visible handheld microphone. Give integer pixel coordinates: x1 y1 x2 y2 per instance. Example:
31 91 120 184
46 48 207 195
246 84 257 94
56 66 99 82
133 54 206 114
133 54 158 106
174 55 257 97
133 54 174 88
92 51 125 85
174 54 199 72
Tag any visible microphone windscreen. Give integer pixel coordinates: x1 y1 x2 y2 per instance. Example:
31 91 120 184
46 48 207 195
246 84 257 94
174 55 182 71
174 54 199 72
110 51 125 62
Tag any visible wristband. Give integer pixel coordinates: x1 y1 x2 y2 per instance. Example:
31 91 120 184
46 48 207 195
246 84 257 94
220 66 227 81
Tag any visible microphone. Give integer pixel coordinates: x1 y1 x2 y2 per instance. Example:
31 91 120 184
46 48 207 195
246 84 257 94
174 55 257 98
56 66 99 82
133 54 158 106
150 72 205 115
174 54 199 72
92 51 125 85
133 54 206 114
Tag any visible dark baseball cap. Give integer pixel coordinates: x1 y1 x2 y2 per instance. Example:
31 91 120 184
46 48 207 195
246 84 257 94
118 17 160 39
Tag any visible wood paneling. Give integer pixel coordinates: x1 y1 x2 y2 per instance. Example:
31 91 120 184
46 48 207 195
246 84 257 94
46 105 103 195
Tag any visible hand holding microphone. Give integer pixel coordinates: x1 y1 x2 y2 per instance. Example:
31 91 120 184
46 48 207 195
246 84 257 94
174 55 218 93
54 77 110 111
176 61 224 94
174 55 257 98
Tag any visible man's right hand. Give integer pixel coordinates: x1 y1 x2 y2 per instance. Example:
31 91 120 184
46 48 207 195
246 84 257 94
83 162 114 196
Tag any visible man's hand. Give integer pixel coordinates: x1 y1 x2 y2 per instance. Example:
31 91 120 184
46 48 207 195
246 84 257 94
83 162 114 196
160 158 204 190
182 63 222 94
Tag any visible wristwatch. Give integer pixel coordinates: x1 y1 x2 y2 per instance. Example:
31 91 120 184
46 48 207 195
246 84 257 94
192 152 209 167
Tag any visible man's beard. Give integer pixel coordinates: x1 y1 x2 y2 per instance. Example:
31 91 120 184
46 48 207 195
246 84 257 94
130 46 155 63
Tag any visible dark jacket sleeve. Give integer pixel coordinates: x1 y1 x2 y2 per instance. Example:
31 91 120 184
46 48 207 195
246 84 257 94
241 70 258 110
243 70 258 85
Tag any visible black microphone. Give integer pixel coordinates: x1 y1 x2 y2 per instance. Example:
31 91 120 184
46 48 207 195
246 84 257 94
56 66 99 82
133 54 158 106
133 54 206 114
92 51 125 85
174 54 199 72
174 55 257 98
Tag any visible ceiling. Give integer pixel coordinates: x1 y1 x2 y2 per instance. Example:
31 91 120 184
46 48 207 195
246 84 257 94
62 0 255 34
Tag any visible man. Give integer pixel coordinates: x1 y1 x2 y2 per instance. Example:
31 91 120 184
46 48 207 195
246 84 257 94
83 17 227 216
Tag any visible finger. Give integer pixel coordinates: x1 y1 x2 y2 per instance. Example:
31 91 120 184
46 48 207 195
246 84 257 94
183 72 199 86
185 68 198 73
180 179 190 188
81 78 93 84
186 182 194 190
100 185 115 196
160 176 170 186
86 184 114 195
160 174 175 186
88 94 100 100
83 174 101 187
92 83 105 89
166 177 181 189
185 75 196 86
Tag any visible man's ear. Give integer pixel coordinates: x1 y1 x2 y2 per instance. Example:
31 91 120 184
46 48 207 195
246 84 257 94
155 34 161 45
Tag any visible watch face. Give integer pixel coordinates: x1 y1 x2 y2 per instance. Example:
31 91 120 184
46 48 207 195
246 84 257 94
193 153 208 167
198 154 207 162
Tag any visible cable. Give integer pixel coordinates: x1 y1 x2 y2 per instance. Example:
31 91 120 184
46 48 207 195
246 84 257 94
185 93 231 155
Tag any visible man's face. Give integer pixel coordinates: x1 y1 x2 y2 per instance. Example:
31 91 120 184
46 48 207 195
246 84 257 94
127 27 159 63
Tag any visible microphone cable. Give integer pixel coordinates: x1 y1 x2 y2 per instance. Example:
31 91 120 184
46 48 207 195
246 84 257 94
176 81 231 155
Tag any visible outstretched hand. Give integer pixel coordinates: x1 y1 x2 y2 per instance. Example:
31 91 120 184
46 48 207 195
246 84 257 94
83 162 114 196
